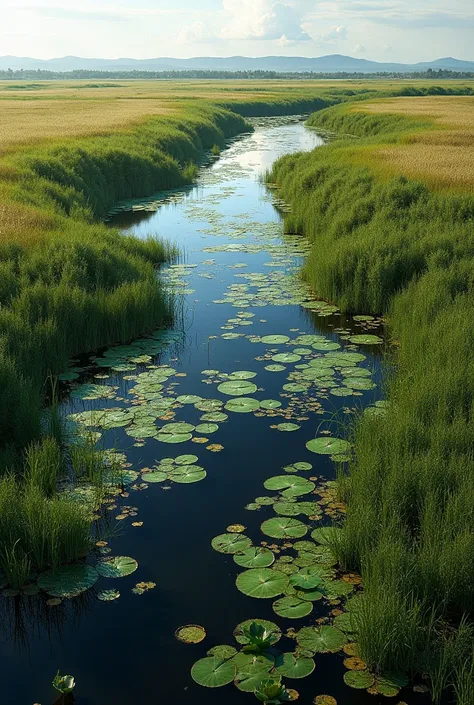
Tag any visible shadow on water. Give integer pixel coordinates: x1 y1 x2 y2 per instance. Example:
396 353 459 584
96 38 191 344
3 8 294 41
0 117 430 705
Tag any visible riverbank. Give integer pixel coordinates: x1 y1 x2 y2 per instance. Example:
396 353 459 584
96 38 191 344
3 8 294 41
269 97 474 702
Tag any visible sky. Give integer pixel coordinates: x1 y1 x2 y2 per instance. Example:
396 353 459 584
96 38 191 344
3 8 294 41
1 0 473 63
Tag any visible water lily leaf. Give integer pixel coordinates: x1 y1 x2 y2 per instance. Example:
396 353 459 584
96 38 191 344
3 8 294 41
156 433 193 444
290 572 322 590
312 342 341 351
175 624 206 644
272 353 301 363
200 412 228 422
306 438 351 455
229 370 258 380
275 653 315 679
191 657 236 687
236 568 289 598
343 670 374 689
211 534 252 554
261 517 308 539
371 672 408 696
265 364 286 372
333 612 356 633
207 645 237 659
218 380 257 396
169 466 207 483
313 696 337 705
225 398 260 413
96 556 138 579
348 335 383 345
261 335 290 344
175 454 199 465
260 399 283 410
272 596 313 619
143 471 168 483
275 423 301 432
296 626 347 653
160 422 195 434
177 395 202 404
234 618 282 645
234 547 275 568
38 564 99 598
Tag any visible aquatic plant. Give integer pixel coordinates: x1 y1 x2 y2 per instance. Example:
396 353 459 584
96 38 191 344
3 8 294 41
242 622 279 653
254 677 288 704
52 670 75 695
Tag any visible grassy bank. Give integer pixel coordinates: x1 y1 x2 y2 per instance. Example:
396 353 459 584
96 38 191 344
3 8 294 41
269 97 474 702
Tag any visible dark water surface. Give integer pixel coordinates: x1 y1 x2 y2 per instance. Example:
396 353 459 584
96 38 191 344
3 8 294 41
0 119 429 705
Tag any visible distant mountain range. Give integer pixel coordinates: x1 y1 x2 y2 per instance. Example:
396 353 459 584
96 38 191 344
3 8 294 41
1 54 474 74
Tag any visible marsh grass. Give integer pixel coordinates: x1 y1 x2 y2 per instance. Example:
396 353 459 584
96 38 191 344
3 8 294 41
270 98 474 700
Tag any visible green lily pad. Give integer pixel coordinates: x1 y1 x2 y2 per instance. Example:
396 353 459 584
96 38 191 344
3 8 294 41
200 412 228 422
96 556 138 579
160 422 195 434
333 612 356 633
272 353 301 363
177 395 202 404
156 433 193 444
261 517 308 539
348 335 383 345
312 342 341 351
234 547 275 568
236 568 289 599
272 596 313 619
175 454 199 465
265 364 286 372
372 672 408 696
274 653 315 679
175 624 206 644
275 423 300 432
207 645 237 659
143 471 168 483
229 370 257 380
311 527 342 546
260 399 283 410
195 423 219 434
38 564 99 598
191 657 236 687
261 335 290 344
225 398 261 413
296 626 347 653
211 534 253 554
218 381 257 396
234 619 281 645
290 572 322 590
169 466 207 483
306 437 352 455
343 670 375 689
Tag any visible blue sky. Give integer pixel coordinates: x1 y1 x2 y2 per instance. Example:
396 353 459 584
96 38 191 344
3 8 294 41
1 0 473 62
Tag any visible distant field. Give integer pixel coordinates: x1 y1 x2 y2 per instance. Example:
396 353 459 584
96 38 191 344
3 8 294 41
353 95 474 190
0 78 472 151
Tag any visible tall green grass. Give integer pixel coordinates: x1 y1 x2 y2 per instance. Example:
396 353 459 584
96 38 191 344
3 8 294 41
269 105 474 701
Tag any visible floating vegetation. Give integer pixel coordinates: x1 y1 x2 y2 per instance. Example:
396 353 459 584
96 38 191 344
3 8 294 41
96 556 138 579
38 565 99 599
175 624 207 644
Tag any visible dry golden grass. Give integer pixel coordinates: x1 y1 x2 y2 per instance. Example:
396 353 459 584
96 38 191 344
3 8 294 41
353 96 474 191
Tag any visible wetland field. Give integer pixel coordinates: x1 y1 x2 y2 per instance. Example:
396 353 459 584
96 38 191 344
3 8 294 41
0 79 473 705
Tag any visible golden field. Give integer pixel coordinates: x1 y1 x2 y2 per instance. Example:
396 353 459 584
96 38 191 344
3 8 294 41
353 96 474 191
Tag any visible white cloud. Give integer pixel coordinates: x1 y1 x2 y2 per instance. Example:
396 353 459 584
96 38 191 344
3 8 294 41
353 43 366 52
221 0 312 41
178 21 212 43
316 24 348 44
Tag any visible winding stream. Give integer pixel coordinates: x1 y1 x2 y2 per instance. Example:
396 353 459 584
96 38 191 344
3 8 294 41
0 118 428 705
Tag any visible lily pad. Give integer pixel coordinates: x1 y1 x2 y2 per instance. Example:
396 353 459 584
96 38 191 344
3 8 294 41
371 672 408 696
306 438 351 455
275 423 301 432
261 335 290 344
38 564 99 598
96 556 138 579
195 423 219 434
272 353 301 363
207 645 237 659
272 596 313 619
169 466 207 483
225 398 260 413
211 534 252 554
343 670 375 689
260 399 283 410
275 653 315 679
191 657 236 688
236 568 289 599
348 335 383 345
156 432 192 444
296 626 347 653
261 517 308 539
175 454 199 465
218 381 257 396
290 572 322 590
175 624 206 644
143 471 168 483
229 370 257 380
97 589 120 601
234 618 282 645
234 547 275 568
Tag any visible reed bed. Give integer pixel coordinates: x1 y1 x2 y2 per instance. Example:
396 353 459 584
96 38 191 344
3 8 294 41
270 97 474 701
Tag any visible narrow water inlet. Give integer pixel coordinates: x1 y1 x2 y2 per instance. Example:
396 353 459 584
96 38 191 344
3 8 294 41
0 117 421 705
